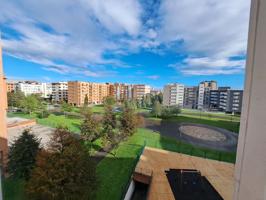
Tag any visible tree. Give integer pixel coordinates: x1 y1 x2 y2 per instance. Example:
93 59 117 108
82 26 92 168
7 91 25 108
144 94 152 108
84 94 89 107
120 107 138 136
26 128 97 200
103 96 116 106
102 104 116 144
152 101 162 118
21 94 41 114
7 129 40 180
169 105 181 116
80 108 101 142
61 101 73 115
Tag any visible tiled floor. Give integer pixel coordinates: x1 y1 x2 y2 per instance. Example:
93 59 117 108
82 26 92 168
135 147 235 200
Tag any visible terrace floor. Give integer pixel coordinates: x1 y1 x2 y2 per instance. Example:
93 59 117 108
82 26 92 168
134 147 235 200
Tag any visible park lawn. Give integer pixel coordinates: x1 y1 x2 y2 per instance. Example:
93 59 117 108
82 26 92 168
7 112 37 119
91 105 105 114
37 114 81 133
181 109 240 122
95 128 236 200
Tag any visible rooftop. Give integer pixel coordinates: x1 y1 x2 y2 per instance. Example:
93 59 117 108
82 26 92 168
134 147 234 200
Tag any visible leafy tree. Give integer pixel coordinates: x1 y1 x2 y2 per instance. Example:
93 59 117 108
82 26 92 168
80 108 101 142
61 101 73 115
152 101 162 118
141 96 146 108
144 94 152 108
103 96 116 106
26 128 97 200
169 105 181 116
7 129 40 180
102 104 116 144
84 94 89 107
7 91 25 108
120 106 138 136
21 94 42 114
161 105 181 118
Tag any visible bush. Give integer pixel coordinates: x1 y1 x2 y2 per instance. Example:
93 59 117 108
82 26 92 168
36 110 50 119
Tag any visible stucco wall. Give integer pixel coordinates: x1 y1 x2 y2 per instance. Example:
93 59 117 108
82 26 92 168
234 0 266 199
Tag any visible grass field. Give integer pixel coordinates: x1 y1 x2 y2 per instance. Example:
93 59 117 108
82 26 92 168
181 109 240 122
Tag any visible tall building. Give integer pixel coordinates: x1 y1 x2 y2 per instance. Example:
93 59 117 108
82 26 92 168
133 84 151 100
68 81 110 106
197 81 218 109
51 82 68 102
113 83 134 101
183 86 198 109
0 40 8 171
163 83 184 107
210 88 243 113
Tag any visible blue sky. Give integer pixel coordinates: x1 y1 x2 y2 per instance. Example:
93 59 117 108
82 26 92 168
0 0 250 89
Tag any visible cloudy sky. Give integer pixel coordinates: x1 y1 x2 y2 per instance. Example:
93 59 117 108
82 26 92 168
0 0 250 88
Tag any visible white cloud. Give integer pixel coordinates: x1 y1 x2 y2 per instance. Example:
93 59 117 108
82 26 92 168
0 0 251 77
159 0 250 75
170 57 246 75
0 0 142 76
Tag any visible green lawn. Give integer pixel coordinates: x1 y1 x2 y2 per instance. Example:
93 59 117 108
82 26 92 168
95 128 236 200
91 105 105 114
8 112 82 133
181 109 240 122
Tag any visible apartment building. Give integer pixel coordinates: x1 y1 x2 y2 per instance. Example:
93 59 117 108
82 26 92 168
17 81 52 98
132 84 151 100
51 82 68 102
68 81 110 106
210 88 243 113
163 83 184 107
183 86 198 109
6 81 17 92
197 81 218 109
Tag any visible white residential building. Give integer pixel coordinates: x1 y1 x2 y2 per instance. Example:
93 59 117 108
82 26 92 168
163 83 184 107
17 81 52 98
51 82 68 102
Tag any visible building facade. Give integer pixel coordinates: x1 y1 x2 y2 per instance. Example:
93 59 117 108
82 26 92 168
183 86 198 109
68 81 111 106
132 84 151 100
0 40 8 171
51 82 68 102
6 81 17 92
163 83 184 107
16 81 52 98
210 88 243 113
